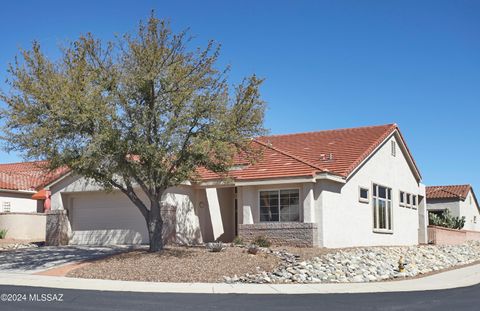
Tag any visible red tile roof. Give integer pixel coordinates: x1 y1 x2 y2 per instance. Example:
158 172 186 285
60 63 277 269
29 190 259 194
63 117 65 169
426 185 472 201
0 161 69 192
199 123 420 182
1 124 419 188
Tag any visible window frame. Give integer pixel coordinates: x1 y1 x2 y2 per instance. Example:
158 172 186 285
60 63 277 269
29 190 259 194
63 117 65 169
372 182 393 234
391 140 396 157
399 191 405 207
358 186 370 204
258 188 301 223
399 190 418 209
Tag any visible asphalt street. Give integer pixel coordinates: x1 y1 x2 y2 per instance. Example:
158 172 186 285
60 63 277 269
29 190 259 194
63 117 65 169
0 284 479 311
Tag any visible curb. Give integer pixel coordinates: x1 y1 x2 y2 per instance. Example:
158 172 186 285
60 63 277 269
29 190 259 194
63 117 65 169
0 263 479 294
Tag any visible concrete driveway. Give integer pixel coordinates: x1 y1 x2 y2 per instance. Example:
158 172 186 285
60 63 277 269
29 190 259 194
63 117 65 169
0 246 131 274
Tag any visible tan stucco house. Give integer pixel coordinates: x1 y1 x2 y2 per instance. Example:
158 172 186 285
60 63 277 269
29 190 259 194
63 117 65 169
39 123 428 248
426 185 480 231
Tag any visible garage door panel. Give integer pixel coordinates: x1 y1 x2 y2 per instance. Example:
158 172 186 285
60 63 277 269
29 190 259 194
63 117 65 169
70 192 149 245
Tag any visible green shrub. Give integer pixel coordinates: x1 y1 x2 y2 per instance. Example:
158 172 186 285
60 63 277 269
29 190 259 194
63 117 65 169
232 236 244 246
253 236 271 248
0 229 7 239
429 210 465 230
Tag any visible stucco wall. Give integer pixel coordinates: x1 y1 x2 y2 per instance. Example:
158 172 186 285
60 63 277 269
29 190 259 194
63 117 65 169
0 212 46 240
0 191 39 213
459 191 480 231
318 134 423 248
428 225 480 245
427 199 460 216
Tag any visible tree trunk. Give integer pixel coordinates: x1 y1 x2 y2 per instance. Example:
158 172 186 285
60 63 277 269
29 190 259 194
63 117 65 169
148 200 164 252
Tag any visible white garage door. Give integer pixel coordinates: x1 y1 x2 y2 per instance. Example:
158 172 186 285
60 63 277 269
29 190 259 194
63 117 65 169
69 191 149 245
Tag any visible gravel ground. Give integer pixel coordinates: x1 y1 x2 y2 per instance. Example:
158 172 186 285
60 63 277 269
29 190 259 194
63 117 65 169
67 246 280 282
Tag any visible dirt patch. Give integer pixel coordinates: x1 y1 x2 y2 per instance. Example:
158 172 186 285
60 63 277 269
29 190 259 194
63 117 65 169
67 246 280 283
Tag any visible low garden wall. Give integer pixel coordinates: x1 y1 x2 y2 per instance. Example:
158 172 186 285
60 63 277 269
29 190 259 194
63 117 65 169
238 222 318 247
0 212 46 241
427 225 480 245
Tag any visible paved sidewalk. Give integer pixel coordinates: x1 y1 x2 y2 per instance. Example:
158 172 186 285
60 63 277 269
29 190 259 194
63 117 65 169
0 262 479 294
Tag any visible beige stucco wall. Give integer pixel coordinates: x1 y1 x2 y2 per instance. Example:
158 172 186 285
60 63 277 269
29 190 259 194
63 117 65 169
317 134 423 248
459 191 480 231
0 191 40 213
0 213 46 241
49 175 238 244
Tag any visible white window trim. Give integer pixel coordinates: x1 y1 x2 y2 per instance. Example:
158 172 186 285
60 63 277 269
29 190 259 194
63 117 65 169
372 182 393 234
258 188 301 223
399 191 405 207
359 186 370 204
399 190 418 210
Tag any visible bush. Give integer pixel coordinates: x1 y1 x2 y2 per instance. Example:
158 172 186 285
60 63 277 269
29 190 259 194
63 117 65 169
253 236 271 248
0 229 7 239
429 210 465 230
232 236 244 246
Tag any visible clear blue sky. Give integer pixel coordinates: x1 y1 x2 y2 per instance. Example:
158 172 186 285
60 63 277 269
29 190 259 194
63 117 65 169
1 0 479 190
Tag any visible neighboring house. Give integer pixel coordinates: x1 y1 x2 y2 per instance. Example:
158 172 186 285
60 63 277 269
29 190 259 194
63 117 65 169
42 123 428 248
0 161 60 213
426 185 480 231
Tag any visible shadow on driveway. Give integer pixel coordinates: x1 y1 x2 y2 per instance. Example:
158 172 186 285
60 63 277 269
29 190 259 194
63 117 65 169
0 246 133 273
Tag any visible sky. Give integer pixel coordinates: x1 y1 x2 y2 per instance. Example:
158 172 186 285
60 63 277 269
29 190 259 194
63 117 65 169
0 0 479 190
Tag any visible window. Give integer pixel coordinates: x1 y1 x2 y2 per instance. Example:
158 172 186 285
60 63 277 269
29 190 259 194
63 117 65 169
372 184 392 232
359 187 369 203
260 189 299 222
474 216 477 224
2 202 11 213
391 141 396 157
400 190 418 209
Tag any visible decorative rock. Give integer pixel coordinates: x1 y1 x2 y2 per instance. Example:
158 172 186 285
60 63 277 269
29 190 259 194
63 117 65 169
226 241 480 285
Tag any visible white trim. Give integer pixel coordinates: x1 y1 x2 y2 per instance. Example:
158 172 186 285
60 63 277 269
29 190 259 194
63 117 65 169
372 182 394 233
43 171 73 190
358 186 370 204
0 189 37 194
235 177 316 187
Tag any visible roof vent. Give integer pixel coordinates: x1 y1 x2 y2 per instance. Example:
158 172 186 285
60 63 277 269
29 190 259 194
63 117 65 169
319 153 334 161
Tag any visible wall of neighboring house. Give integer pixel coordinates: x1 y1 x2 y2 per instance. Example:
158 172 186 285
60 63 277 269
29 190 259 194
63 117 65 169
318 134 424 248
459 191 480 231
426 193 480 232
427 199 461 216
0 191 40 213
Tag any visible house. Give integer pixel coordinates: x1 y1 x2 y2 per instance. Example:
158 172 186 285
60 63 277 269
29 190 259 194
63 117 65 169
426 185 480 231
0 161 66 213
0 161 67 240
41 123 428 248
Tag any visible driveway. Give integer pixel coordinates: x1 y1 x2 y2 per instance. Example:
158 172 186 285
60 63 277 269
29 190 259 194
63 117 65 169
0 246 131 273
